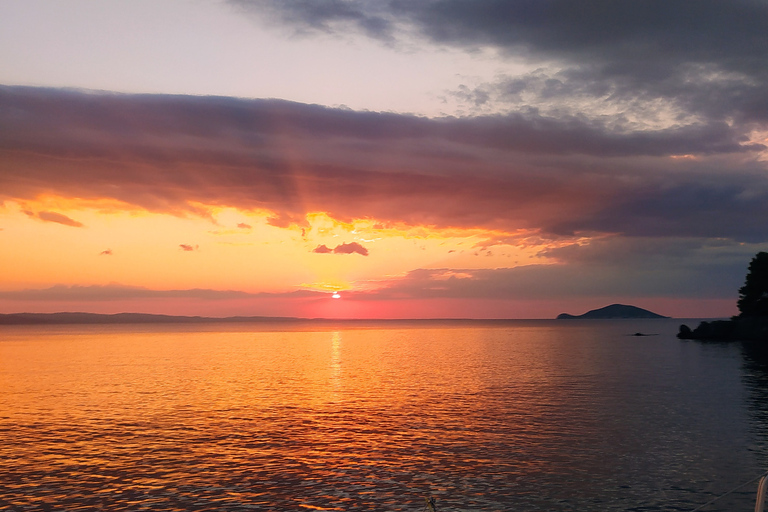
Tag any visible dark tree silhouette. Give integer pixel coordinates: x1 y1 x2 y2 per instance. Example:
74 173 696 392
738 252 768 317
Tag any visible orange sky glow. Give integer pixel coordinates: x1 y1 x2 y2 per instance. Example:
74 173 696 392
0 191 739 318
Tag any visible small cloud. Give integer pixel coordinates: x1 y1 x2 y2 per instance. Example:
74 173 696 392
25 210 84 227
313 242 370 256
100 249 113 255
313 244 333 254
333 242 369 256
237 223 252 229
179 244 198 251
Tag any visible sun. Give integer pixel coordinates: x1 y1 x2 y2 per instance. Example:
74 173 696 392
332 292 341 299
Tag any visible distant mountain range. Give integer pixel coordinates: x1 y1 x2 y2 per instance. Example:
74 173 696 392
557 304 668 319
0 313 516 326
0 307 668 325
0 312 300 325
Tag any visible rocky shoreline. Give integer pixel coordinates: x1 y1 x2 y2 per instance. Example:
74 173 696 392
677 317 768 341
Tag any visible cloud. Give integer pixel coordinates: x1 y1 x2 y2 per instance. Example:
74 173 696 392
233 0 768 140
25 210 85 228
352 237 762 302
332 242 369 256
179 244 198 251
100 249 113 255
237 222 252 229
313 242 369 256
1 86 768 243
0 284 323 302
231 0 399 41
312 244 333 254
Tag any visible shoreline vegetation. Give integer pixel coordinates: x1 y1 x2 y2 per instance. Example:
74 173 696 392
678 252 768 341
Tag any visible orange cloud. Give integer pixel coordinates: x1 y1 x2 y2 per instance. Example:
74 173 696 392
332 242 369 256
312 244 333 254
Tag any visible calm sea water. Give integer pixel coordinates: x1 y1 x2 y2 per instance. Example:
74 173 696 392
2 319 768 511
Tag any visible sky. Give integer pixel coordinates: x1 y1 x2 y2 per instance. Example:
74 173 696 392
1 0 768 319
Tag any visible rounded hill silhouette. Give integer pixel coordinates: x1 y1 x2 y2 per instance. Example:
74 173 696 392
557 304 668 320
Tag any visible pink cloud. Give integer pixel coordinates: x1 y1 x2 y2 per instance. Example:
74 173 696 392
312 244 333 254
100 249 113 255
332 242 369 256
313 242 369 256
179 244 198 251
28 210 85 228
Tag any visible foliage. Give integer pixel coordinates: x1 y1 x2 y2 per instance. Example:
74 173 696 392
737 252 768 317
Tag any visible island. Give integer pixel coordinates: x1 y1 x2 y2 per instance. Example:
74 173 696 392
557 304 668 320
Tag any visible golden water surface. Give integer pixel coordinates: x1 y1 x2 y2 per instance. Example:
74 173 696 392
0 320 765 511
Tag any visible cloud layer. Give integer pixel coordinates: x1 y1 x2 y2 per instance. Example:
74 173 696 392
0 284 321 302
2 86 767 243
234 0 768 126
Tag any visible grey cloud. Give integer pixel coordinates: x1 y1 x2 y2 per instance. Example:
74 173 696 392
548 174 768 242
358 238 764 301
231 1 768 75
234 1 768 126
231 0 397 41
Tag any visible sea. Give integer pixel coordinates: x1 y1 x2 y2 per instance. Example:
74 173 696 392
2 318 768 512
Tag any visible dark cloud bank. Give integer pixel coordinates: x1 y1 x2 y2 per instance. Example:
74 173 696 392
1 85 766 242
234 0 768 125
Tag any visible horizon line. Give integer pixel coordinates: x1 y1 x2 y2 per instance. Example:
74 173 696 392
0 311 719 326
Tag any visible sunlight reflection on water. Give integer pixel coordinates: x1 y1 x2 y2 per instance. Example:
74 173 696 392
1 320 767 511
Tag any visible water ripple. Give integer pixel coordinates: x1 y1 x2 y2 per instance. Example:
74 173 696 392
0 321 763 511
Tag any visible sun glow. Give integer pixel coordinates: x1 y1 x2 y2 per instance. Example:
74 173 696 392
1 196 574 316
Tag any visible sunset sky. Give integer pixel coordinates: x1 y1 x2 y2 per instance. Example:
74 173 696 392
2 0 768 319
